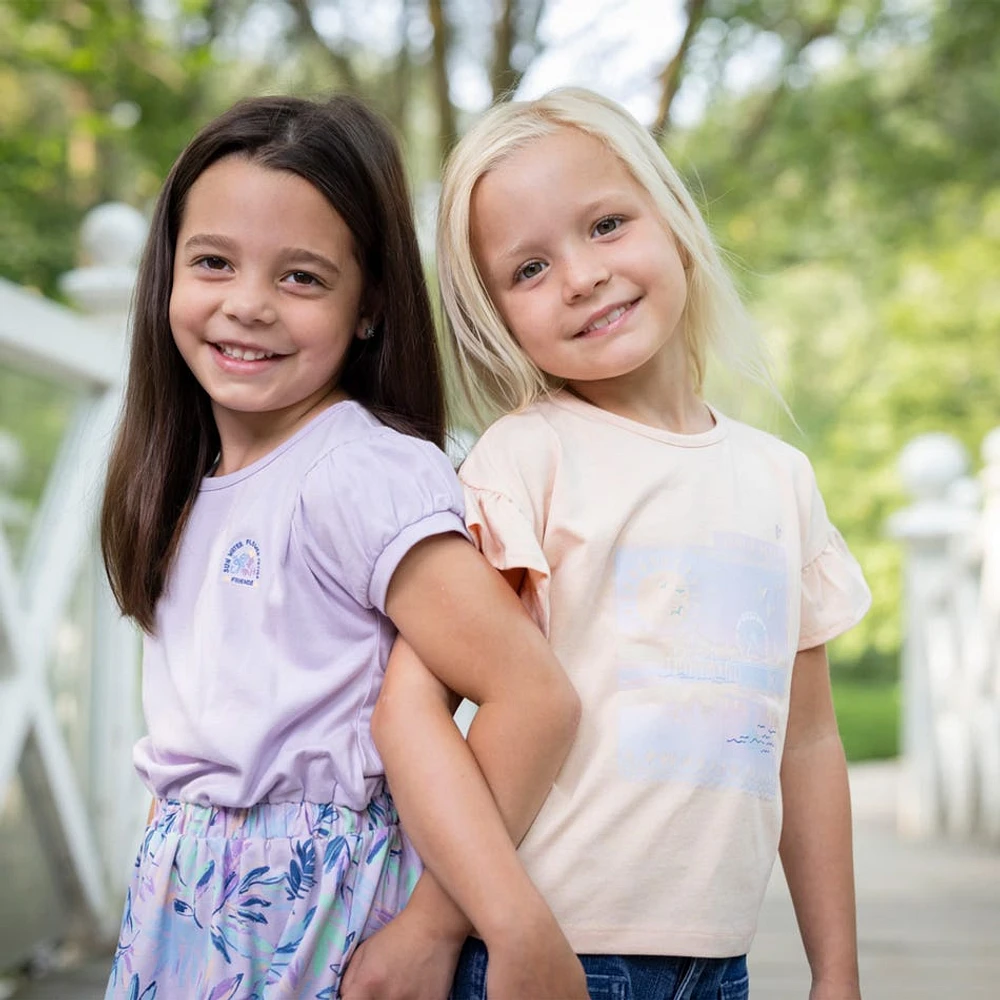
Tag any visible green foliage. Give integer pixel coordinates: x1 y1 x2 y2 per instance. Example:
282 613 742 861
832 679 899 762
0 0 226 297
670 0 1000 680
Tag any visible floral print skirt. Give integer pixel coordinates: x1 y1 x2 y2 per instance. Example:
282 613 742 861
104 784 421 1000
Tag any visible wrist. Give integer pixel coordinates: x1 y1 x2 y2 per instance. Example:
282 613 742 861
479 893 564 952
430 903 474 947
404 874 473 946
809 970 861 1000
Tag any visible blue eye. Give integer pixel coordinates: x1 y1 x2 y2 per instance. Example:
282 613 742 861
593 216 623 237
516 260 546 282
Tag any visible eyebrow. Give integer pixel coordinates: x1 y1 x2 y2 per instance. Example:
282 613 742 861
491 194 628 264
494 239 535 265
181 234 341 275
182 233 239 255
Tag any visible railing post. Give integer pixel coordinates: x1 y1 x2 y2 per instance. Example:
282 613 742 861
60 202 148 332
888 433 974 838
0 431 28 531
61 202 148 915
976 428 1000 840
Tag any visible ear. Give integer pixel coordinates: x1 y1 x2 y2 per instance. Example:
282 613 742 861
355 315 373 341
355 288 382 341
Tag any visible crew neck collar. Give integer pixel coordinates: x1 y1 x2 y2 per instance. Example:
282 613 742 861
548 389 727 447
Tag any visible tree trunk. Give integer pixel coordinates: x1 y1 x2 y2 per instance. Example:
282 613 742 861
287 0 360 92
428 0 458 160
653 0 708 135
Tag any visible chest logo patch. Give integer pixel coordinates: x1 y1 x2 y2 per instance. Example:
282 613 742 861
222 538 261 588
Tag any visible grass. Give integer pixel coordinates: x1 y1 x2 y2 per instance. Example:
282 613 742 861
831 680 900 762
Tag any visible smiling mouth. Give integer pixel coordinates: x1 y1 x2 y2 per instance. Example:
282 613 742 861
215 343 278 361
577 300 638 337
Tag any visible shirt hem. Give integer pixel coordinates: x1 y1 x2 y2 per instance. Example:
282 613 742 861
565 926 752 957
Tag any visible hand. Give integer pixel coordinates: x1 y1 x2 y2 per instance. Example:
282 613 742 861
484 921 589 1000
339 907 465 1000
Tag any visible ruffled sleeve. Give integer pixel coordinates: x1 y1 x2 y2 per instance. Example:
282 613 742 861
797 463 872 651
458 417 556 634
293 429 470 613
463 484 552 635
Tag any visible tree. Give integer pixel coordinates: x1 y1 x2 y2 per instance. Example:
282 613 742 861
282 0 549 163
660 0 1000 675
0 0 222 296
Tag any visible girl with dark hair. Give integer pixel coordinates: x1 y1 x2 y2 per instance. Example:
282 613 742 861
100 93 586 1000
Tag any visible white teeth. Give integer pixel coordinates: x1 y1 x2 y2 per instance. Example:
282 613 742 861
583 304 628 334
218 344 275 361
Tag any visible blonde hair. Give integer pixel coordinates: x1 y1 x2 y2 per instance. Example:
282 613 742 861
437 86 780 428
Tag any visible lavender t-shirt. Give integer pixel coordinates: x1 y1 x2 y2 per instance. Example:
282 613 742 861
133 401 468 810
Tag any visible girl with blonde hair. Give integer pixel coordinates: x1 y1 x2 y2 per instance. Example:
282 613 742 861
357 87 870 1000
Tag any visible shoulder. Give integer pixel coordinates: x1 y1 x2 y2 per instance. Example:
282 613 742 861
459 401 562 492
298 402 461 517
470 401 561 452
722 413 816 484
312 402 457 481
721 415 839 554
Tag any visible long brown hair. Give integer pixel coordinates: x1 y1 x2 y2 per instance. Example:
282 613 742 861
101 94 444 632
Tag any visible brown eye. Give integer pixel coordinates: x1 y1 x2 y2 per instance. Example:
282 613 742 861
195 255 230 271
285 271 321 286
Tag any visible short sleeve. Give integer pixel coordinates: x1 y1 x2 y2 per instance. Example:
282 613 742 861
797 462 872 651
463 484 552 634
294 430 470 612
459 422 555 634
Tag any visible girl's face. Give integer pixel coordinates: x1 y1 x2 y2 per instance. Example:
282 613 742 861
170 155 368 455
470 127 689 396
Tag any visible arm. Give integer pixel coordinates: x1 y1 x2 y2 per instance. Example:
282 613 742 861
779 643 862 1000
376 626 569 924
344 534 585 999
340 651 477 999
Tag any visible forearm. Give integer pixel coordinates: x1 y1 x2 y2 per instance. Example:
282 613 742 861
463 674 579 841
374 641 579 945
779 730 860 994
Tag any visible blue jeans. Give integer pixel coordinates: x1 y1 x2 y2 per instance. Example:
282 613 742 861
449 937 749 1000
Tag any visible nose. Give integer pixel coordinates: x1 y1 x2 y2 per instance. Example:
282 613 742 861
561 247 610 303
222 275 277 326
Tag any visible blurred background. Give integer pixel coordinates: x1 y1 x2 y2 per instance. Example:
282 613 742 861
0 0 998 994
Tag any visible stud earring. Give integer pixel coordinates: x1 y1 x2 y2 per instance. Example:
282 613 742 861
359 323 376 341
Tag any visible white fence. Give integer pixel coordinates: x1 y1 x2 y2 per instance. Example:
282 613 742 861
889 430 1000 841
0 204 148 967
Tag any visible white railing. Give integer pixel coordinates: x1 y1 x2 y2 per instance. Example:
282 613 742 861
889 429 1000 842
0 204 148 961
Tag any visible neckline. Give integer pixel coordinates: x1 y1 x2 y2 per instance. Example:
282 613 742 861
200 400 359 490
547 389 727 448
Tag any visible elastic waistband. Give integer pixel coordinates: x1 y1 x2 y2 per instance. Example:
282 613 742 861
151 784 399 840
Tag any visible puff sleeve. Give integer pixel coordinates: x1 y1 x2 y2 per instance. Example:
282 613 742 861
293 429 470 613
459 432 553 635
797 462 872 651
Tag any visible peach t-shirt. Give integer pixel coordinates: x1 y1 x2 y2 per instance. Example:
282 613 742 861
459 391 871 956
